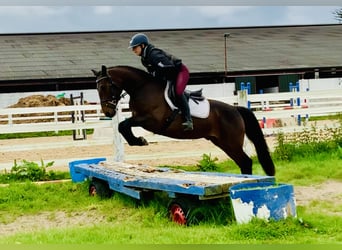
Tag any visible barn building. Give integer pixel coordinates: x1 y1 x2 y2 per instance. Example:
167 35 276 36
0 24 341 94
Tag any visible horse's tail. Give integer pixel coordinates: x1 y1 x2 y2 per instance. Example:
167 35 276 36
237 106 275 176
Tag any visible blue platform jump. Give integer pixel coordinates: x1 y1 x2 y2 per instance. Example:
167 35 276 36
68 158 294 225
69 158 275 200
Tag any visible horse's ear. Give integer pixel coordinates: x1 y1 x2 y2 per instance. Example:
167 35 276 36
91 69 99 76
101 65 107 76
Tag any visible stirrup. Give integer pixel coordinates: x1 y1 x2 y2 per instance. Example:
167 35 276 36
182 120 193 131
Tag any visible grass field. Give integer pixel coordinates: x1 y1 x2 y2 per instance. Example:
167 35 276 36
0 122 341 244
0 153 341 244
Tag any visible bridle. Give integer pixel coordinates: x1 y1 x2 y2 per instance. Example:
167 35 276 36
96 74 127 111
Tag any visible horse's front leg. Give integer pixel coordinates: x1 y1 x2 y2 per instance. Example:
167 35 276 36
118 118 148 146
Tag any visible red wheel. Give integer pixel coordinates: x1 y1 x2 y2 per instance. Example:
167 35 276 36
169 203 187 225
88 179 113 198
168 197 195 225
89 184 97 196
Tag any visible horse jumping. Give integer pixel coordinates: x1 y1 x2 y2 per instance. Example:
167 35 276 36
92 65 275 176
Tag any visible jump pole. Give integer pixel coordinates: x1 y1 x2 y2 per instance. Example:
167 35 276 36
112 103 125 162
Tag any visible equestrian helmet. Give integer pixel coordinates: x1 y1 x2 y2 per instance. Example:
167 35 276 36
128 33 149 48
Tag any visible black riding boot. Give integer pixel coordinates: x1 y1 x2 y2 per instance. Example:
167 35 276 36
178 94 193 131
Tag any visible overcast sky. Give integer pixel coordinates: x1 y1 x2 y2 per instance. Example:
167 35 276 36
0 5 340 34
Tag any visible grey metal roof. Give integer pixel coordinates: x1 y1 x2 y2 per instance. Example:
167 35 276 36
0 24 341 81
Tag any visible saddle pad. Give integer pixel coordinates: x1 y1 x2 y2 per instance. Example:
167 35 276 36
164 82 210 119
189 98 210 118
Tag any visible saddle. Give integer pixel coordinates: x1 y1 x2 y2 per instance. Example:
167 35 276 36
162 81 210 131
167 81 205 107
184 89 205 103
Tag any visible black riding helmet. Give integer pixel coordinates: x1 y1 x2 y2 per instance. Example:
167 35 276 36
128 33 149 48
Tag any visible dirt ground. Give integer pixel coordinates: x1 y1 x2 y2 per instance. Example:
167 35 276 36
0 135 257 169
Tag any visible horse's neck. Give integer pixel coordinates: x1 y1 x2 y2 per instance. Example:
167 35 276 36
123 77 146 97
113 67 159 97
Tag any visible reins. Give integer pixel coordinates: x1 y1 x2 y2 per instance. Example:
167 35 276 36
96 75 127 111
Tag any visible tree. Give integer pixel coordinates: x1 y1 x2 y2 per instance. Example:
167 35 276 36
333 8 342 23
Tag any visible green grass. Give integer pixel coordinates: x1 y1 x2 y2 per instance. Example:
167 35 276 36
176 153 341 186
0 151 341 244
0 122 341 244
0 130 93 140
308 113 342 121
0 159 70 184
0 201 341 244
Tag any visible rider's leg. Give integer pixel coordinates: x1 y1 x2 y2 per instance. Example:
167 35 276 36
177 93 193 131
174 64 193 131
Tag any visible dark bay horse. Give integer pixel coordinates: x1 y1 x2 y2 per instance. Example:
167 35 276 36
92 65 275 176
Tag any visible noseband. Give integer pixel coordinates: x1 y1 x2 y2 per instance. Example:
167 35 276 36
96 75 127 111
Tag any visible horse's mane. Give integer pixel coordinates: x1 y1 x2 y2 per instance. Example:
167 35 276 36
109 65 152 79
107 65 164 90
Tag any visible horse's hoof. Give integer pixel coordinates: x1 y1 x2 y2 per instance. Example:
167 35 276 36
138 136 149 146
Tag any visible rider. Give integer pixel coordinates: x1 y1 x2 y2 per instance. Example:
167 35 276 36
128 33 193 131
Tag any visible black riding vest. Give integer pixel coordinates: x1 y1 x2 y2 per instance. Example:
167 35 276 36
141 44 182 81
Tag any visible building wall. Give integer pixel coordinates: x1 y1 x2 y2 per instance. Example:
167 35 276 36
299 78 342 91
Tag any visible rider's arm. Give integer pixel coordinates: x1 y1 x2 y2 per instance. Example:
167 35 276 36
149 49 179 80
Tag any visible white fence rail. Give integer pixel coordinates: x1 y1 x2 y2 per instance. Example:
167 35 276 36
251 90 342 120
0 104 111 134
0 89 341 136
216 89 342 129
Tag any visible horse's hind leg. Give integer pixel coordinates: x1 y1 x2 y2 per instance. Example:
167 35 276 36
228 148 253 175
210 137 252 175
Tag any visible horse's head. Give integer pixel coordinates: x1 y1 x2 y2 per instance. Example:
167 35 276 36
92 65 123 118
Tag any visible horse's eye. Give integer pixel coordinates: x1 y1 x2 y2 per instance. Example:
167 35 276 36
97 84 104 91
